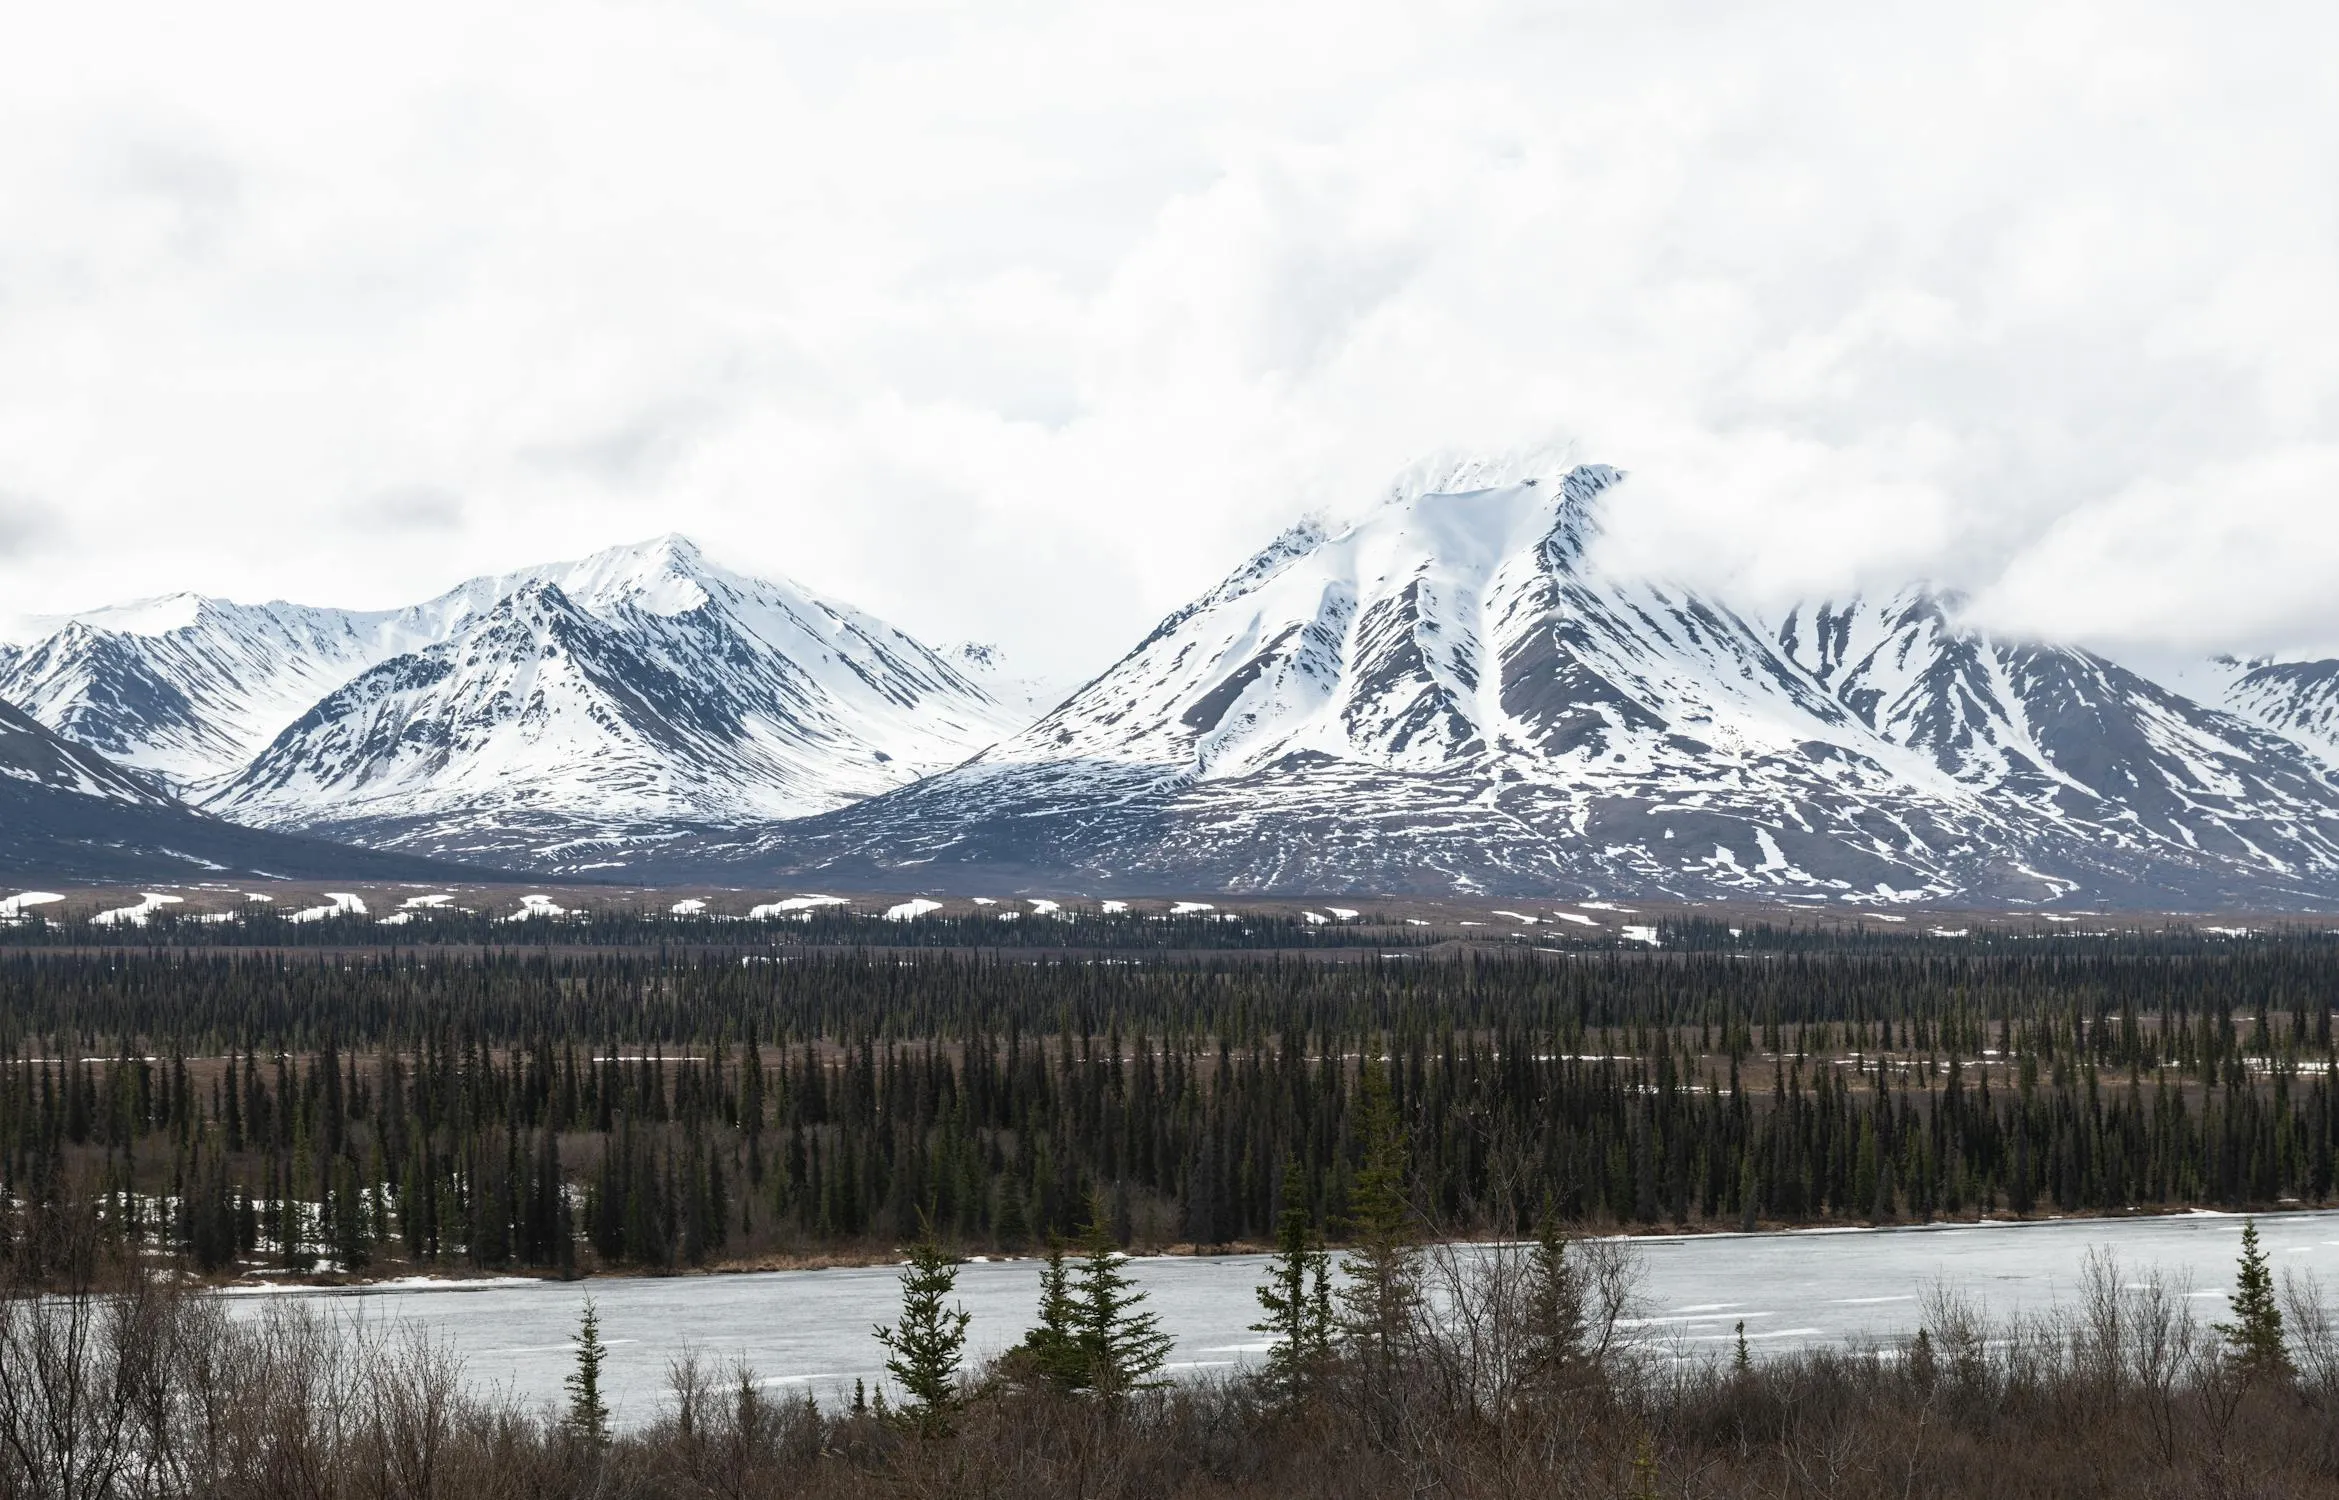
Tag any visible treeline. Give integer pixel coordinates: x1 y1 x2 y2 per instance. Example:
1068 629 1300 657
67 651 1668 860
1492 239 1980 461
0 905 1425 951
4 941 2339 1273
2 903 2314 956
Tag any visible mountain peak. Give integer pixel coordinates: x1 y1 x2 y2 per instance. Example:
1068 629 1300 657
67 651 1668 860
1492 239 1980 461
550 533 723 617
4 591 212 644
1381 444 1589 509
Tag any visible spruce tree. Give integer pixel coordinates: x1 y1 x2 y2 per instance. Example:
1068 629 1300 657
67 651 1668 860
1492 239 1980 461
1337 1057 1420 1361
1251 1194 1333 1403
1524 1212 1587 1389
565 1297 612 1444
1015 1235 1089 1391
1075 1207 1172 1403
874 1219 972 1434
2216 1218 2291 1376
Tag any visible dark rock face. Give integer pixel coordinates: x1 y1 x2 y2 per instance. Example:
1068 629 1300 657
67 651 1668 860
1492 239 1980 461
0 700 490 883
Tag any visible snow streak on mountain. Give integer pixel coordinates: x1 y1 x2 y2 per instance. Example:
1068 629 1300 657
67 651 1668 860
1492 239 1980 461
6 537 1031 869
2179 656 2339 769
0 596 426 794
705 464 2339 907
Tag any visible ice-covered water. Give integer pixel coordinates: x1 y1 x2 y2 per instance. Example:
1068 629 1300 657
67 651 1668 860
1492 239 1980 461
222 1211 2339 1427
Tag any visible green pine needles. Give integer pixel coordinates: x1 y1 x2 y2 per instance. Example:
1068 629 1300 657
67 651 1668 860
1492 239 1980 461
1016 1235 1089 1389
1337 1057 1421 1362
873 1218 973 1435
1251 1192 1333 1403
1076 1210 1174 1402
2217 1218 2291 1376
1013 1201 1173 1404
565 1296 612 1445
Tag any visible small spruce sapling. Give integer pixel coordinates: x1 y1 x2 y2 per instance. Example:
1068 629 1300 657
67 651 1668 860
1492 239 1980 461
1076 1202 1173 1404
873 1217 972 1435
1337 1056 1421 1361
1015 1235 1090 1391
1252 1191 1334 1402
565 1297 612 1445
1524 1212 1587 1390
2217 1218 2292 1377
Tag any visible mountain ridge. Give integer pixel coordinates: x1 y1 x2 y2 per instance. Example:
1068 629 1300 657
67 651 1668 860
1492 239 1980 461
3 535 1035 869
11 478 2339 906
666 465 2339 907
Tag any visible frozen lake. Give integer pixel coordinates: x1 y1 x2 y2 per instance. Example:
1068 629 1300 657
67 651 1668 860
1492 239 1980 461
223 1211 2339 1426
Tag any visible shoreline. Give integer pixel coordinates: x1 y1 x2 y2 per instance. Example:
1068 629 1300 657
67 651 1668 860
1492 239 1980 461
202 1201 2331 1295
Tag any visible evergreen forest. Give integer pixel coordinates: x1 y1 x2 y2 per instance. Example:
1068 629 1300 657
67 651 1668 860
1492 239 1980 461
3 924 2337 1278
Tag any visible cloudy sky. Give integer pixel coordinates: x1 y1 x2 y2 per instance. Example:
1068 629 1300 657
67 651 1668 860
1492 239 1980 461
4 0 2336 680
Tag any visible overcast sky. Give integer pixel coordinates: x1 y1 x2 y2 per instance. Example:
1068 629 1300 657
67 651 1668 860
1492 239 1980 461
4 0 2336 680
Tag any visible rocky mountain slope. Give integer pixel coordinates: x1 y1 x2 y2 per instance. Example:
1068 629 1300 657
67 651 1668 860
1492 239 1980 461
0 595 427 794
0 699 485 883
683 464 2339 907
13 474 2339 906
5 537 1030 869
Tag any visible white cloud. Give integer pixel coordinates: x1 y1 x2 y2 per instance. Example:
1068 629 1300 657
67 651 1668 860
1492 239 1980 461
0 0 2335 677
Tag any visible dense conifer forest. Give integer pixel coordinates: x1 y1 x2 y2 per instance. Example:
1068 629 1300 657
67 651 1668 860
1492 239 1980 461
3 922 2338 1277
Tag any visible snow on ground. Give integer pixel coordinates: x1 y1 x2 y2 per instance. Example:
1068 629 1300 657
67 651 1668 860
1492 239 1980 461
290 893 366 923
1493 910 1538 925
1170 901 1215 915
400 893 456 909
1549 911 1598 926
1304 911 1328 924
1621 925 1661 946
92 893 183 927
0 892 62 917
377 912 413 926
218 1276 546 1297
499 894 567 922
748 895 847 918
1327 907 1360 921
1101 900 1129 913
669 899 707 915
884 898 942 921
970 897 997 906
1027 899 1062 915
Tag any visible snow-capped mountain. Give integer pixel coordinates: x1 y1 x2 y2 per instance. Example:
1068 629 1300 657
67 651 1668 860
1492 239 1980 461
2164 655 2339 769
16 469 2339 906
2 535 1033 870
0 697 481 883
695 463 2339 906
200 536 1028 866
1771 592 2339 882
0 596 426 793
